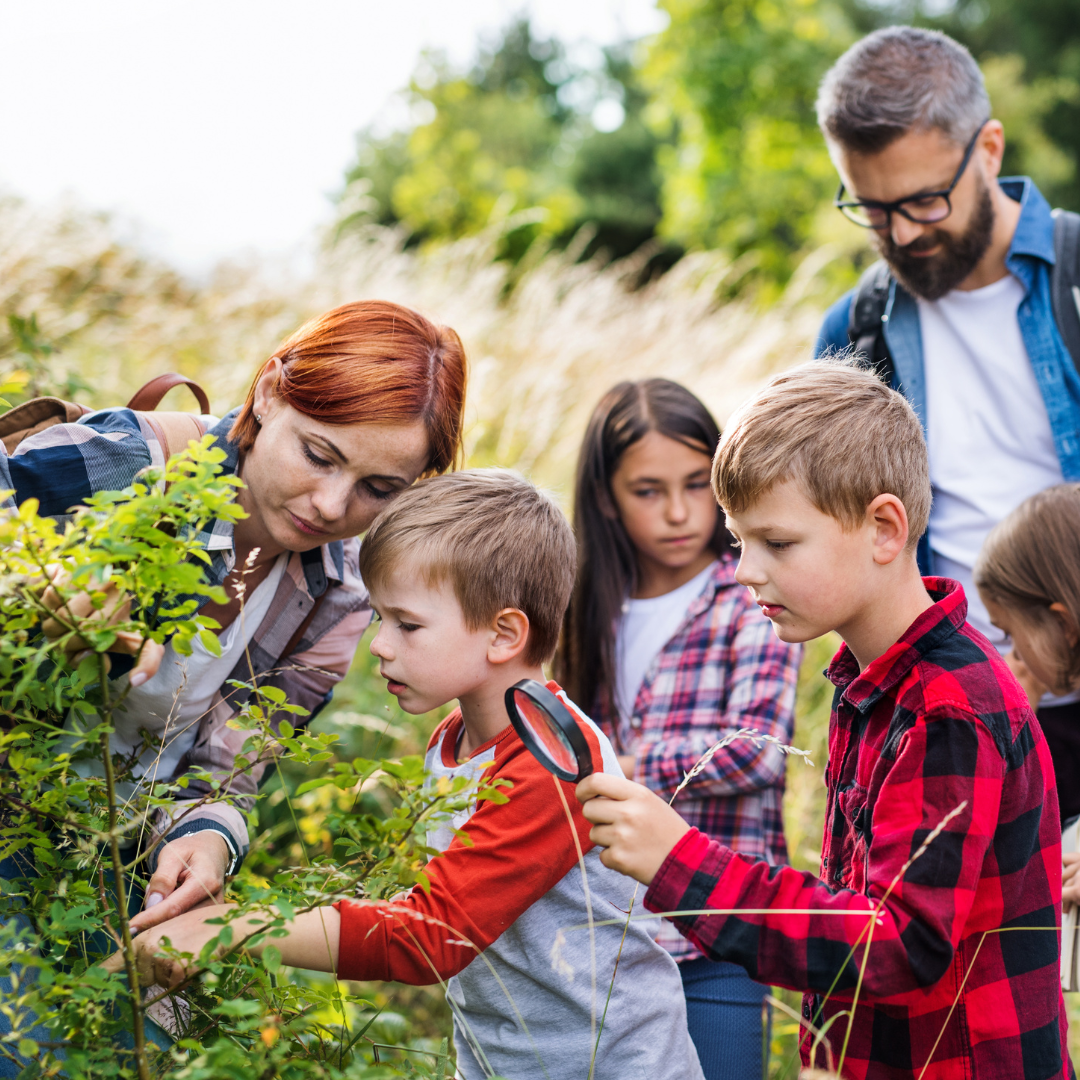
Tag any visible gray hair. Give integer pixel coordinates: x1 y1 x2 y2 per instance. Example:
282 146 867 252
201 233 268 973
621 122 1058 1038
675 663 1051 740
817 27 990 153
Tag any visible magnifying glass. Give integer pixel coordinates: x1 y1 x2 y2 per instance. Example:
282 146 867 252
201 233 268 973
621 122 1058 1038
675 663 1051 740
504 679 594 783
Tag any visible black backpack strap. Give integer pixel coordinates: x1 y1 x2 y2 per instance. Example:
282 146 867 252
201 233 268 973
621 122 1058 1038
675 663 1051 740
1052 209 1080 373
847 259 896 388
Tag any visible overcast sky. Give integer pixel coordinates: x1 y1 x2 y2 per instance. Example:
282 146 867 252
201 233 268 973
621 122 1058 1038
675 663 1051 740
0 1 665 275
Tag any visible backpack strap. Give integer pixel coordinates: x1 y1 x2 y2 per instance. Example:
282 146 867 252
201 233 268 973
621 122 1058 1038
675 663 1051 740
0 374 210 457
1051 209 1080 372
127 373 210 414
847 259 896 387
141 411 207 465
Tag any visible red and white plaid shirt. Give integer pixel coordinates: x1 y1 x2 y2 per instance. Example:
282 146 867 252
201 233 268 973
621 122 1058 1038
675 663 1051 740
593 554 803 960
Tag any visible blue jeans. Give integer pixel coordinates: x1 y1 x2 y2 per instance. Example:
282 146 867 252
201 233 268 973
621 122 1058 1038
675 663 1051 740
0 847 171 1076
680 957 770 1080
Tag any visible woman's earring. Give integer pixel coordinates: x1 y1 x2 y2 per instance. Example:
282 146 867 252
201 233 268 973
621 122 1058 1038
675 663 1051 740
256 414 263 423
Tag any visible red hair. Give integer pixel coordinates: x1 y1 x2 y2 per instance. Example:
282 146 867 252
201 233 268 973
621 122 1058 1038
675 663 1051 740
231 300 467 473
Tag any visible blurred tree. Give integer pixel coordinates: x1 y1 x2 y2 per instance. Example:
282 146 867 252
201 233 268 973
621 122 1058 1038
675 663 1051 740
842 0 1080 211
644 0 853 285
336 19 672 263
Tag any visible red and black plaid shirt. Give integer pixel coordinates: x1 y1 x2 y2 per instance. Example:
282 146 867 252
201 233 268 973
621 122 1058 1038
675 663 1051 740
644 578 1072 1079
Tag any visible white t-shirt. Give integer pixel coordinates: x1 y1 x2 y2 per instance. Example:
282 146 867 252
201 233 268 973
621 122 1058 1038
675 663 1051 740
67 553 289 807
614 561 716 722
919 274 1064 647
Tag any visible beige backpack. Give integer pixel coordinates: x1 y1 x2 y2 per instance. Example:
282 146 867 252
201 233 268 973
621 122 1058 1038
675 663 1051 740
0 373 210 462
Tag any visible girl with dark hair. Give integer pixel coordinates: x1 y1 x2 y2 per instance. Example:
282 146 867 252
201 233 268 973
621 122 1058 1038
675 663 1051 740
558 378 802 1080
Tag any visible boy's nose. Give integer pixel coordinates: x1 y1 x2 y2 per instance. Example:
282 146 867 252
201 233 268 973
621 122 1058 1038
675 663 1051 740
734 554 766 588
369 625 392 659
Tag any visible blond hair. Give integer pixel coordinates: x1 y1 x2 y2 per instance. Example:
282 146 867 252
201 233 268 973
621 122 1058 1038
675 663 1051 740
358 469 576 665
712 360 930 545
974 483 1080 693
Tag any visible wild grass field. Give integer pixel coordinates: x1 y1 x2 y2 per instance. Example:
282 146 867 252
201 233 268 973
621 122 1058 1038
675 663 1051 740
2 191 1076 1076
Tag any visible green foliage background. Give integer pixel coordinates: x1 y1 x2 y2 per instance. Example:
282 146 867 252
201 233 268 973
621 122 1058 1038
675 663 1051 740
3 1 1080 1074
337 2 1080 290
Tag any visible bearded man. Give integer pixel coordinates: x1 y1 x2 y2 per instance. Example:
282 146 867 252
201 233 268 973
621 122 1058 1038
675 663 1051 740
814 26 1080 821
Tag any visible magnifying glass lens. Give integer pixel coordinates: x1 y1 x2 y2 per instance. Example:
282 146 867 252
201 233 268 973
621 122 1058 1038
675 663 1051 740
511 689 579 775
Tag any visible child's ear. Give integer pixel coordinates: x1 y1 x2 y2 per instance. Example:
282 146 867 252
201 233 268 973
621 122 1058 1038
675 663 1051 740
488 608 531 665
867 493 910 565
1049 602 1080 649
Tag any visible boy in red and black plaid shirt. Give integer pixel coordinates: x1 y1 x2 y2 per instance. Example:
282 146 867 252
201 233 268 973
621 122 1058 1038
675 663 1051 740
578 361 1072 1079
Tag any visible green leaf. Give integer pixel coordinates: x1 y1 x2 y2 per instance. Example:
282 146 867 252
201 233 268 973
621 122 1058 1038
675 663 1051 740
262 944 282 974
198 628 222 657
17 1039 38 1057
295 777 334 795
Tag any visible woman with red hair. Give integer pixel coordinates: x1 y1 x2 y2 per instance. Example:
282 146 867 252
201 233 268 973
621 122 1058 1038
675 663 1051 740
1 300 467 936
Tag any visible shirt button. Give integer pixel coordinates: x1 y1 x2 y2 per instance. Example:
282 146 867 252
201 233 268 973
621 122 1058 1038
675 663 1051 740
631 717 641 728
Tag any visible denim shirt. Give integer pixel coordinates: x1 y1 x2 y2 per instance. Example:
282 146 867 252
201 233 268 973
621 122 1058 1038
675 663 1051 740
815 177 1080 571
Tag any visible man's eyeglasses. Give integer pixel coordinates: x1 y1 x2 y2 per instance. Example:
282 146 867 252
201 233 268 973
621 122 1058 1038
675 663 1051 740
834 121 989 230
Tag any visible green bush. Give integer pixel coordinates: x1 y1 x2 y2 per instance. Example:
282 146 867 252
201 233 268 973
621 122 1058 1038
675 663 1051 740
0 442 502 1078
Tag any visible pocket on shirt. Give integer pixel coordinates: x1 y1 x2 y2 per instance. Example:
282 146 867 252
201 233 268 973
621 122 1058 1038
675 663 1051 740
834 783 870 890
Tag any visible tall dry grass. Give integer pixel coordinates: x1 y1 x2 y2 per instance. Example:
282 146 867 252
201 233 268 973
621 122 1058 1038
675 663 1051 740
0 190 857 1076
0 195 851 498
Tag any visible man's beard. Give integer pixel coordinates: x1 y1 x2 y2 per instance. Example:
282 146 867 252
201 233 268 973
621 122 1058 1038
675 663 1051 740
877 177 995 301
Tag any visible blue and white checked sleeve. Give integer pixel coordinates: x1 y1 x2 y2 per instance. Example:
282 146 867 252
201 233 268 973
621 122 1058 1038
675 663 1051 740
6 408 153 516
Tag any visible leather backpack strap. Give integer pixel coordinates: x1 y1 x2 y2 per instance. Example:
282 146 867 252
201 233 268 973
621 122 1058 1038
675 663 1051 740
127 373 210 414
1051 209 1080 373
141 412 207 465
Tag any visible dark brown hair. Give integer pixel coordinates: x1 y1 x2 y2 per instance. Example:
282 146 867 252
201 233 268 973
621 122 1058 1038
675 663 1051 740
358 469 576 665
557 379 731 717
231 300 466 474
974 483 1080 693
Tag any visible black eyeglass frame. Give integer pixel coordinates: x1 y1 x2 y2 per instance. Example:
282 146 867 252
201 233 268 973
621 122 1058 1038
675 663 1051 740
834 120 989 230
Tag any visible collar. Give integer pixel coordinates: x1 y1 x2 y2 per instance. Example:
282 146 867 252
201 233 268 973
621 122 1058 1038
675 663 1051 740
826 577 968 714
1000 176 1056 267
439 678 570 768
206 408 344 596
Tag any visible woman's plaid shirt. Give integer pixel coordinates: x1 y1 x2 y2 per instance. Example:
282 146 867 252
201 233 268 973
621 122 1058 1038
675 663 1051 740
644 579 1072 1079
593 554 803 960
0 407 372 867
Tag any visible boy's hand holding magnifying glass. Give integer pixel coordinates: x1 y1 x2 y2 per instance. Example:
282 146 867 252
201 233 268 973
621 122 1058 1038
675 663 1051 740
575 773 689 886
504 680 689 886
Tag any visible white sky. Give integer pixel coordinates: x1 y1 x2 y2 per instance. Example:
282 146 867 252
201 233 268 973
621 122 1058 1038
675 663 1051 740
0 1 666 276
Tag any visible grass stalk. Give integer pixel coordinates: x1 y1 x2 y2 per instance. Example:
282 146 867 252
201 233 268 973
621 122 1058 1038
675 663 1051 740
98 652 151 1080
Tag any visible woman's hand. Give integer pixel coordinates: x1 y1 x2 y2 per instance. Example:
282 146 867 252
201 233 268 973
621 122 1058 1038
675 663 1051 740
129 831 231 933
40 566 165 687
1064 852 1080 912
576 772 690 886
